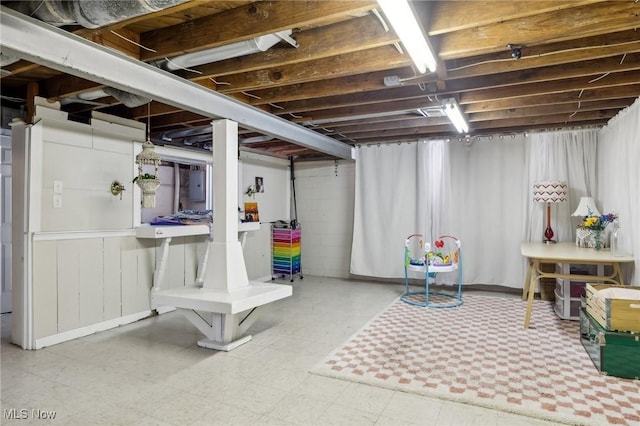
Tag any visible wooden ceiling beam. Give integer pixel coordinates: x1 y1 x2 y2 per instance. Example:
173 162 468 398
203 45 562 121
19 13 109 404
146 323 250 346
468 99 635 121
427 1 606 35
264 54 639 117
351 119 609 144
464 84 640 113
291 97 441 125
342 110 615 141
461 69 640 103
272 84 437 115
322 116 451 135
445 29 640 78
250 67 415 106
140 1 376 61
445 53 640 93
214 45 412 94
186 14 398 79
435 2 639 59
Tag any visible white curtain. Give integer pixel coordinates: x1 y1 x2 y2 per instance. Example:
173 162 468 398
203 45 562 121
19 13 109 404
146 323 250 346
523 130 599 244
350 115 637 288
597 98 640 284
350 140 450 278
448 137 527 287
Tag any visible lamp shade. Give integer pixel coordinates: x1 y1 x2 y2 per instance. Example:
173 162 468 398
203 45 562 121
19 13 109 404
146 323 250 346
572 196 600 217
533 181 567 203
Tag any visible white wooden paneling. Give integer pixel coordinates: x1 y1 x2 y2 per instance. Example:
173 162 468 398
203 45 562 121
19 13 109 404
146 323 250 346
121 237 141 316
78 239 103 327
92 131 141 154
33 100 68 121
41 188 93 231
42 141 89 188
57 240 80 332
134 239 154 313
91 111 146 139
1 131 12 313
103 237 122 320
32 241 58 339
43 120 92 148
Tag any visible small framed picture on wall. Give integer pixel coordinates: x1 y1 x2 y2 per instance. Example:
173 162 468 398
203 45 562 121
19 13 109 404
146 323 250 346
255 176 264 193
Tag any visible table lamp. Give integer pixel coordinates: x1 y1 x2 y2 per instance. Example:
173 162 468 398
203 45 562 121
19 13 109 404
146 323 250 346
533 181 567 244
571 196 600 217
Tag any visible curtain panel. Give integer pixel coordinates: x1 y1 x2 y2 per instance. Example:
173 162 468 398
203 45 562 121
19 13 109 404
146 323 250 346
350 141 450 278
597 98 640 284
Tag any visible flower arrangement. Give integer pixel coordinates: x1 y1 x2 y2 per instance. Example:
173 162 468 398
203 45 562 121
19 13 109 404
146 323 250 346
576 211 617 250
580 212 617 231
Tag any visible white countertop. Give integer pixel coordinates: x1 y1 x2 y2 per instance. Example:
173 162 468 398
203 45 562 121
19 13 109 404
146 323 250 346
136 222 260 239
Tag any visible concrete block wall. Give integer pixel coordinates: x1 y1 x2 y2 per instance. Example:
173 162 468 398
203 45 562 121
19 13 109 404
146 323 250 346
294 160 355 278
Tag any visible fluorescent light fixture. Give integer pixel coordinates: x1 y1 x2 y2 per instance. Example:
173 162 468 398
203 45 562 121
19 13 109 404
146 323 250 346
443 98 469 133
157 30 297 71
376 0 437 73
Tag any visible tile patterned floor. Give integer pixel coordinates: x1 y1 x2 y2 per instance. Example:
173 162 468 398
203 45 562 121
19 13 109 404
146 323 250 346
1 277 558 425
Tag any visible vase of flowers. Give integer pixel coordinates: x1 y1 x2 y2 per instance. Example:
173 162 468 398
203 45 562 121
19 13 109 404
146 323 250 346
578 212 617 250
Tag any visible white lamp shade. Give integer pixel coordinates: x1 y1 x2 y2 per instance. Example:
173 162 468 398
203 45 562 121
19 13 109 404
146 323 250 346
572 196 600 217
533 181 567 203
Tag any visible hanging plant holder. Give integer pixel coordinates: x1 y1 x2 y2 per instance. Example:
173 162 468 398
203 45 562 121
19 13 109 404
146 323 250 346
135 139 161 208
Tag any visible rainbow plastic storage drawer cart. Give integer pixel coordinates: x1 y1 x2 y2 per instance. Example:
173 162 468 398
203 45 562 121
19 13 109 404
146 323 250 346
579 308 640 379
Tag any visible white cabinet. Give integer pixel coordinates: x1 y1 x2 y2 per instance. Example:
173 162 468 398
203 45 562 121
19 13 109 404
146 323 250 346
554 263 604 320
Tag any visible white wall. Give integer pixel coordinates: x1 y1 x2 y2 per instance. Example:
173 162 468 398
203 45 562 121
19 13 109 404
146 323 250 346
294 160 355 278
239 152 290 279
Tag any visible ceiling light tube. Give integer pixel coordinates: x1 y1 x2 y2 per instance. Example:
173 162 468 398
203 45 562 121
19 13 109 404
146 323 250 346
376 0 437 73
443 99 469 133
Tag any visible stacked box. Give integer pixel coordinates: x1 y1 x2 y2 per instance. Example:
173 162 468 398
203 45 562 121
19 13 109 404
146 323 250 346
585 283 640 333
579 308 640 379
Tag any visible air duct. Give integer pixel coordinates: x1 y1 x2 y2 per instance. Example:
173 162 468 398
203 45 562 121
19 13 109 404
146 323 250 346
5 0 189 28
103 87 150 108
61 87 150 108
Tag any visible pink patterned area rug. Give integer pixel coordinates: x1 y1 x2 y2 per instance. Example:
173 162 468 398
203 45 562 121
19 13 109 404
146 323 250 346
311 294 640 426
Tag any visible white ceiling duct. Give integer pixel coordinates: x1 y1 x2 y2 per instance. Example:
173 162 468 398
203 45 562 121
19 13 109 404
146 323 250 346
103 87 150 108
60 87 150 108
155 30 298 71
4 0 189 28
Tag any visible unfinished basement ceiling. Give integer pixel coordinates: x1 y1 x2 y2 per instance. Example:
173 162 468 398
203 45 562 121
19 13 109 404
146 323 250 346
1 0 639 161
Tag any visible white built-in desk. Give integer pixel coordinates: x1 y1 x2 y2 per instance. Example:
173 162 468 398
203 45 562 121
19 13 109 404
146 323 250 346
135 222 260 290
521 242 634 329
135 221 291 351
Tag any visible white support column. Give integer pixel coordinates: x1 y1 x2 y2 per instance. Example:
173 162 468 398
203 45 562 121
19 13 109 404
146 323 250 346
205 120 250 292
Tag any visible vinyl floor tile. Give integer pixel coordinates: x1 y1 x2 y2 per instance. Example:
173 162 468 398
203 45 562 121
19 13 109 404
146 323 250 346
1 277 561 426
